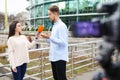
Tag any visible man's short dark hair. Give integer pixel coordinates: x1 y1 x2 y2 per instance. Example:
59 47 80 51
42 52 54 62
48 5 59 14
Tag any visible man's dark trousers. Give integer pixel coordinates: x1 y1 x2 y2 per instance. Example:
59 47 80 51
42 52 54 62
51 60 67 80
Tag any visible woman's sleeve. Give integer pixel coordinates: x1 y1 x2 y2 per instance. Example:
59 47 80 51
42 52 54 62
7 39 16 69
23 35 37 49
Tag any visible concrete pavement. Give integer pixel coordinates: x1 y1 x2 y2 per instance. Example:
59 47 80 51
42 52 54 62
70 68 102 80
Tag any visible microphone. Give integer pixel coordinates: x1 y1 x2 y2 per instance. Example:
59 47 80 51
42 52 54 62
36 25 44 39
35 25 44 49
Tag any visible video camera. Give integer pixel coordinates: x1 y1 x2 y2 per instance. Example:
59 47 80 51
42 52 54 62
72 1 120 40
72 1 120 80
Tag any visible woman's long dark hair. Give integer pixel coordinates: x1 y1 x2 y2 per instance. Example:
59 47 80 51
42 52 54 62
8 21 21 38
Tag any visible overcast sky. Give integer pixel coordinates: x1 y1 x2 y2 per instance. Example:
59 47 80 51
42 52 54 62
0 0 29 15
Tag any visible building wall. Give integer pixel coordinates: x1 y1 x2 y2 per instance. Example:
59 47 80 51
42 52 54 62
27 0 117 30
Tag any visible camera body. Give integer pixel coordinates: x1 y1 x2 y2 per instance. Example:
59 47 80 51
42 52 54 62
98 1 120 44
72 1 120 80
72 1 120 43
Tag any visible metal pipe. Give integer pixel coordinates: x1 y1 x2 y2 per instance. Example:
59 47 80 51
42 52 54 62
4 0 8 31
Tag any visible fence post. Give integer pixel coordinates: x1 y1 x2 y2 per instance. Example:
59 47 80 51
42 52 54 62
40 50 44 80
91 43 96 70
71 46 74 78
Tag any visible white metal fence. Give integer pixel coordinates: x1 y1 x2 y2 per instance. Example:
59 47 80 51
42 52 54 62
0 40 102 80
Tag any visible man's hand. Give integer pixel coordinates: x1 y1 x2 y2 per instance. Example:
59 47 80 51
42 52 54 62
40 33 50 39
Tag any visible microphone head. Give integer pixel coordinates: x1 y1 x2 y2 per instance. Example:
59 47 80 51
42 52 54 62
38 25 44 33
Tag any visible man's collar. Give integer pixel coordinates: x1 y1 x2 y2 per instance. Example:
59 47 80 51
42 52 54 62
54 19 61 25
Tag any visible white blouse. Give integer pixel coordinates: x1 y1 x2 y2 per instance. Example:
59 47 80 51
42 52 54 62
7 35 36 69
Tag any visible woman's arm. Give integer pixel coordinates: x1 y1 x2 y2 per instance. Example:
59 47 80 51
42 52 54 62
23 35 37 49
7 38 16 69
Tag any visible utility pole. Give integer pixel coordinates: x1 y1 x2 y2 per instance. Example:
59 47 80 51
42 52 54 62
4 0 8 31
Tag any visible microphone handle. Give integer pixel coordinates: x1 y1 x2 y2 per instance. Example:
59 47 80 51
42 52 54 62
36 32 40 39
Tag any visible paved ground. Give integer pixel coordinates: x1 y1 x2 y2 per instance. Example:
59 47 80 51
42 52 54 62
70 68 101 80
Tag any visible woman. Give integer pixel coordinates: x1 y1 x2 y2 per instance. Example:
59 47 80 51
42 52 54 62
7 21 36 80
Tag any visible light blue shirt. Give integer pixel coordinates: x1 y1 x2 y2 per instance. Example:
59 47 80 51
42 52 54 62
46 19 69 62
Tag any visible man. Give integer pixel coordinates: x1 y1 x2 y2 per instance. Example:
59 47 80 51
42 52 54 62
40 5 68 80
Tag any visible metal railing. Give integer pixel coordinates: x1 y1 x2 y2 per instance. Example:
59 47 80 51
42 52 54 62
0 35 7 45
0 40 102 80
